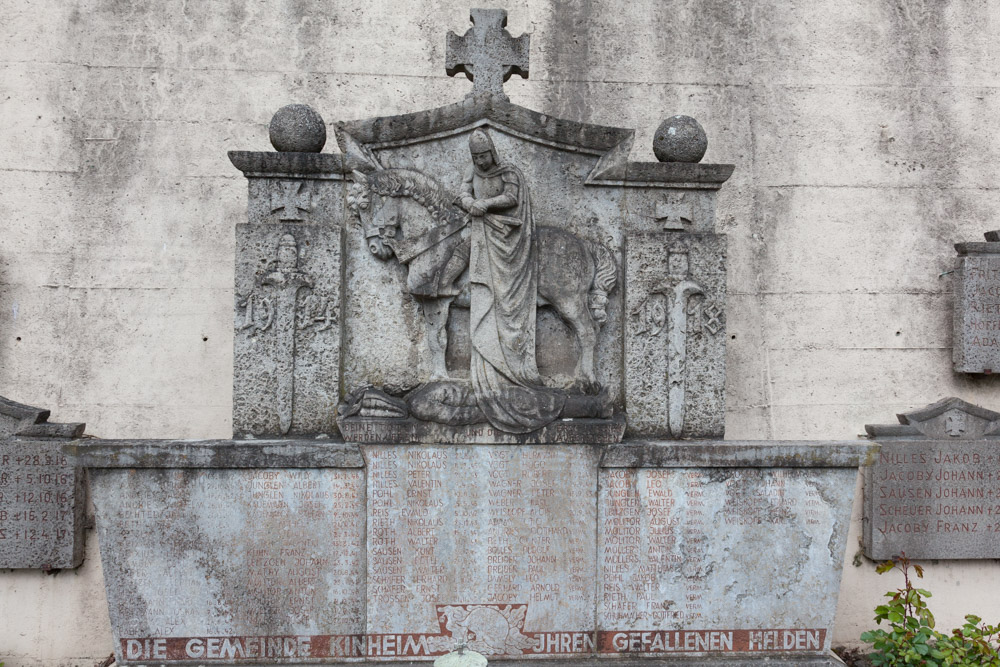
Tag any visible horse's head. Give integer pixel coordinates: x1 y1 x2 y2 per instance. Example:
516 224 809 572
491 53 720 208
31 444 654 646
350 168 466 265
348 170 395 261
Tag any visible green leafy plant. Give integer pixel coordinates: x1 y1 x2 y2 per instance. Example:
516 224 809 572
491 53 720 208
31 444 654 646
861 553 1000 666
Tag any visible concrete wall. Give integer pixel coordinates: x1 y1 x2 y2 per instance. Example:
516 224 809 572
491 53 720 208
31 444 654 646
2 0 998 663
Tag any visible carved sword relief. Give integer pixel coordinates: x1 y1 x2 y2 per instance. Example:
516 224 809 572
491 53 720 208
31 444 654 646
264 234 313 434
236 232 338 434
632 240 705 438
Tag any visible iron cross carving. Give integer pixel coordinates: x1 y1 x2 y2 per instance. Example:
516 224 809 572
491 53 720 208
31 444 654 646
446 8 529 99
271 181 312 221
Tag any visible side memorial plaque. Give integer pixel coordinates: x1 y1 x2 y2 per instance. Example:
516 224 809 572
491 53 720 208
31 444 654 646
364 444 598 660
864 397 1000 560
0 397 87 569
864 440 999 559
0 439 85 569
596 466 855 657
90 468 366 664
953 239 1000 373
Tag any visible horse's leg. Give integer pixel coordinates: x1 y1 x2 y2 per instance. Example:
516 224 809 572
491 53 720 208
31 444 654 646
538 228 601 394
547 290 599 393
420 297 454 380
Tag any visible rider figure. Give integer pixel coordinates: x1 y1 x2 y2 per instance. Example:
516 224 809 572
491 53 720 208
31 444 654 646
437 130 524 294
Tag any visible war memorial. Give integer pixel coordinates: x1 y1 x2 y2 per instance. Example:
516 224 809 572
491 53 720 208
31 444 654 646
1 4 999 667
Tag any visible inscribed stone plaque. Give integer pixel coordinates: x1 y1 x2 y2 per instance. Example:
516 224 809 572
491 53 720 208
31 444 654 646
596 467 856 657
954 242 1000 373
90 468 365 664
0 439 85 569
365 444 598 660
864 397 1000 559
864 441 1000 559
625 232 726 439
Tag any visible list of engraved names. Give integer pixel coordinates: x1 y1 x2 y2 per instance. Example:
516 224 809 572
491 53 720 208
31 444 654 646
365 444 598 650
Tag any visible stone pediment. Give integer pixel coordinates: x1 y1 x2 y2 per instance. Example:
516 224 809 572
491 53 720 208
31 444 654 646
335 94 734 188
0 395 85 439
864 396 1000 439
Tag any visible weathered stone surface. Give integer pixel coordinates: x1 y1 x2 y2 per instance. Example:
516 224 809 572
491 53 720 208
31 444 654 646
625 233 726 438
234 222 342 437
16 0 1000 661
0 396 49 436
864 439 1000 560
244 177 348 226
90 466 366 664
653 116 708 164
80 438 863 664
269 104 327 153
602 441 877 468
953 240 1000 373
230 159 350 442
597 467 857 657
364 445 599 659
67 439 364 468
323 56 731 439
0 395 85 438
863 397 1000 559
227 76 734 441
0 437 86 569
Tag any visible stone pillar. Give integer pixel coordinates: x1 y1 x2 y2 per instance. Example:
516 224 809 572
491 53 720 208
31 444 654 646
621 158 731 439
228 106 349 438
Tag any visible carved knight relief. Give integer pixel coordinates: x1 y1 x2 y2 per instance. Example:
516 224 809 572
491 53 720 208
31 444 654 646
343 130 617 434
230 7 733 440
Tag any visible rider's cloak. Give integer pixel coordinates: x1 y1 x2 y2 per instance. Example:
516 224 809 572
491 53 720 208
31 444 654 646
464 151 566 433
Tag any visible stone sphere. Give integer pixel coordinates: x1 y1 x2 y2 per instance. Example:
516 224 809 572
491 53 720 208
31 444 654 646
269 104 326 153
653 115 708 163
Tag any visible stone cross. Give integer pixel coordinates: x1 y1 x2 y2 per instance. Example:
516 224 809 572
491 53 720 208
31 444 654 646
446 8 529 99
271 181 312 221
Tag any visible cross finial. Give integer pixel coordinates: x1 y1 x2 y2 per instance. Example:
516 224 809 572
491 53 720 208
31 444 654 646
446 8 529 100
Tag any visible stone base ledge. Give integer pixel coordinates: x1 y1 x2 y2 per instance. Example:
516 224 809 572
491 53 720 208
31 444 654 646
337 415 626 445
120 656 844 667
65 439 364 468
602 441 877 468
65 439 877 470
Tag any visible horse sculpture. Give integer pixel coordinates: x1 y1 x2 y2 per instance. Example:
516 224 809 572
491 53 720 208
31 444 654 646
348 167 617 393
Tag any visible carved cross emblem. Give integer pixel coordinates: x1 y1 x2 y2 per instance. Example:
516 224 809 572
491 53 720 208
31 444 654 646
945 411 966 437
270 181 312 221
655 194 693 230
446 9 529 99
